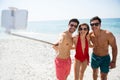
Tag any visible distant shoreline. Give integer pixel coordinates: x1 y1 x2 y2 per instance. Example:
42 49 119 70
27 17 120 22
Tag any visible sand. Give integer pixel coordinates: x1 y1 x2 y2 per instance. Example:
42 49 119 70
0 33 120 80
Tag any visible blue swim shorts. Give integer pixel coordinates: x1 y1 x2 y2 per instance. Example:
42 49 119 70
91 53 110 73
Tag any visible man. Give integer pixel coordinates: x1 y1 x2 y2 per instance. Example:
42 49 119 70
89 16 118 80
53 18 79 80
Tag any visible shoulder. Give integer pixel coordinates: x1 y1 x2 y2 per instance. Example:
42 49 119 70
58 32 66 41
73 35 78 38
59 31 70 41
60 32 66 36
73 35 79 40
104 30 114 37
59 32 66 38
73 35 78 42
89 31 94 37
103 30 116 41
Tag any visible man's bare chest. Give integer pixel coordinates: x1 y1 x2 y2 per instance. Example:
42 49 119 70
91 36 108 47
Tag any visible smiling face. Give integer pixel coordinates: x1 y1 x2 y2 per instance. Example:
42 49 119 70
68 22 78 33
90 19 101 32
78 23 89 36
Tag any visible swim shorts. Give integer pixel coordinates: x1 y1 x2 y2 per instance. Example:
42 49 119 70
91 53 110 73
55 57 71 80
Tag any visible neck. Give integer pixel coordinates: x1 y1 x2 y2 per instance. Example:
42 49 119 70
80 34 86 39
67 31 72 36
94 29 101 36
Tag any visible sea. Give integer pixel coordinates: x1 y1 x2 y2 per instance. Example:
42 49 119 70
0 18 120 43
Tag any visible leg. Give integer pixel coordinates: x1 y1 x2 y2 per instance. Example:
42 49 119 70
74 58 80 80
92 68 99 80
79 59 87 80
55 58 67 80
65 58 71 80
100 55 110 80
100 72 108 80
91 53 99 80
55 62 65 80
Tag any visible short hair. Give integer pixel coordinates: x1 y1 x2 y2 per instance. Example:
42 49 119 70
90 16 101 23
78 23 90 35
69 18 79 26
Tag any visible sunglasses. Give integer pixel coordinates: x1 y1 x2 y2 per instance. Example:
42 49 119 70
90 23 100 26
79 28 88 31
70 24 77 28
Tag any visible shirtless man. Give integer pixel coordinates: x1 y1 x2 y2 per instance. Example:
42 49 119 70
53 18 79 80
89 16 118 80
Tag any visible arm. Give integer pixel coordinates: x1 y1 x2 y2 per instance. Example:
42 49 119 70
108 32 118 68
52 43 59 51
89 41 94 48
71 35 78 50
71 45 75 50
71 37 75 50
52 33 65 51
87 34 94 48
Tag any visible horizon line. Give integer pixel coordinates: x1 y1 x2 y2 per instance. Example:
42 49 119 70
28 17 120 22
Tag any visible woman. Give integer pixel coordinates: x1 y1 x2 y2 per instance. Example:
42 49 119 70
73 23 90 80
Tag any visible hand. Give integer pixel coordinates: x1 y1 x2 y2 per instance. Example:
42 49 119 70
52 43 59 51
86 34 90 41
54 43 59 46
109 61 116 69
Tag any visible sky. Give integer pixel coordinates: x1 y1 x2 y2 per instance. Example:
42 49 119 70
0 0 120 21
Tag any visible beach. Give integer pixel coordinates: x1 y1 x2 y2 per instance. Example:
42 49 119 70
0 33 120 80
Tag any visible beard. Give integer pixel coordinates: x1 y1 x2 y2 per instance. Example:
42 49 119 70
69 28 75 33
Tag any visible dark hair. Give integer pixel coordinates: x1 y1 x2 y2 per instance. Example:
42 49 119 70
90 16 101 23
78 23 89 35
69 18 79 27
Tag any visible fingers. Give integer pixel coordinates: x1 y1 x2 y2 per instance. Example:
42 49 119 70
109 62 116 69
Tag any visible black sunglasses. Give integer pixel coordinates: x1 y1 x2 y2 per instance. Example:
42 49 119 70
70 24 77 28
90 23 100 26
79 28 88 31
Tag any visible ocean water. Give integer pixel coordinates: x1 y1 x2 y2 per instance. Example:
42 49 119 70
26 18 120 35
25 18 120 42
0 18 120 43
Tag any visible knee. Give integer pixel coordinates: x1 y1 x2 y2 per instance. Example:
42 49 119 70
93 71 98 78
93 72 98 77
74 74 79 80
80 69 85 74
101 76 107 80
74 78 79 80
101 74 107 80
74 75 79 80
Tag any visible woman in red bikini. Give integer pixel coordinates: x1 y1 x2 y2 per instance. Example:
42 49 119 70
73 23 90 80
